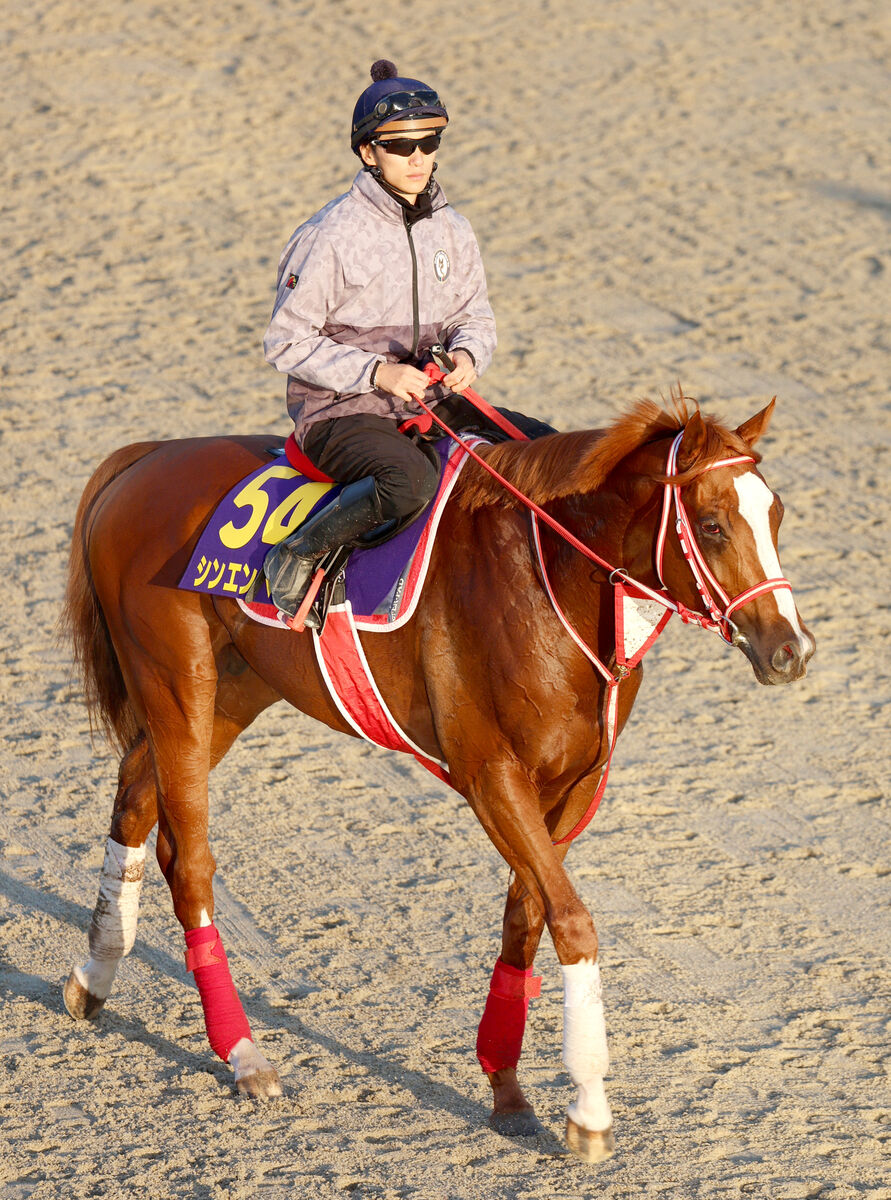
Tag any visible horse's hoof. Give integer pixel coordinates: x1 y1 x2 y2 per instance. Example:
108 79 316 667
235 1068 283 1099
566 1115 615 1163
63 971 106 1020
489 1107 543 1137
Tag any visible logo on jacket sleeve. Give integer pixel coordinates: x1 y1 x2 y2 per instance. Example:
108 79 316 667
433 250 450 282
286 273 298 289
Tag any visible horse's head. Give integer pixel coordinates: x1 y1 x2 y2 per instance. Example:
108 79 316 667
659 401 815 685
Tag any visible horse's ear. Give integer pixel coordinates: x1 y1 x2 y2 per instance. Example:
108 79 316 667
735 397 776 448
677 410 707 470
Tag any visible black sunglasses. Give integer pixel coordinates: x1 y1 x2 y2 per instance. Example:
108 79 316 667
369 132 443 157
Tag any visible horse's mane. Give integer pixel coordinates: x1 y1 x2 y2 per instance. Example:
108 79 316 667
456 389 760 512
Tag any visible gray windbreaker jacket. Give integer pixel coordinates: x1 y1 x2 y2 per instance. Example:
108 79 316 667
264 169 497 444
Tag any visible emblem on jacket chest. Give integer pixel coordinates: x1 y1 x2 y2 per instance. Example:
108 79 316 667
433 250 450 282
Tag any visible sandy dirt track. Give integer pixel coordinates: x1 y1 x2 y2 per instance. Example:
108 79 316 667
1 1 889 1197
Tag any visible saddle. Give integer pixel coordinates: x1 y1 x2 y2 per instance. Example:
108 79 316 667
179 434 481 633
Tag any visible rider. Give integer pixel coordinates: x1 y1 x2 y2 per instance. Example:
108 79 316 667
263 60 550 624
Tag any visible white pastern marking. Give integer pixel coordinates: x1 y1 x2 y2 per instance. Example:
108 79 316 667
198 909 213 927
74 958 118 1000
229 1038 272 1075
733 474 803 637
228 1038 282 1094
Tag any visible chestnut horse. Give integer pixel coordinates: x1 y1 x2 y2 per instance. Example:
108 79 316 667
61 396 813 1162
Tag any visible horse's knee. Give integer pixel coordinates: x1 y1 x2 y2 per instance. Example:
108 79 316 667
502 895 545 965
110 736 158 844
549 903 598 963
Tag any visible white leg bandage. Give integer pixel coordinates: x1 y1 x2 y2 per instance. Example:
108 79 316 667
562 959 612 1132
77 839 146 999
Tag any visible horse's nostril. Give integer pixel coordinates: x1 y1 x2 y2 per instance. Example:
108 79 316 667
771 642 798 673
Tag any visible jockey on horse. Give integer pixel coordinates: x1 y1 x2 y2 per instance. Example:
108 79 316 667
262 59 551 626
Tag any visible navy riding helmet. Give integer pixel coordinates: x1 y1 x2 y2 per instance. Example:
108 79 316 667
351 60 448 154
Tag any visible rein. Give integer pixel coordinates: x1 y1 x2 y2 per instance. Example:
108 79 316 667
415 367 793 841
417 366 633 578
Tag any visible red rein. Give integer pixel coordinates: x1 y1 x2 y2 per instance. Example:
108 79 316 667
417 368 791 643
414 369 794 844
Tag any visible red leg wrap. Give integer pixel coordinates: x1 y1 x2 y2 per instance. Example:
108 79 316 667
184 924 252 1062
476 957 542 1074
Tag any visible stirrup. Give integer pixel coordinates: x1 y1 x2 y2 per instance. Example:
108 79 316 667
270 545 351 633
281 567 326 632
264 540 318 622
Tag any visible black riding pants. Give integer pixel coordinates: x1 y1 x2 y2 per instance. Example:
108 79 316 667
302 397 556 524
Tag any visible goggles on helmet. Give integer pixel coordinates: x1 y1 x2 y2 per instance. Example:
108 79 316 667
351 88 447 151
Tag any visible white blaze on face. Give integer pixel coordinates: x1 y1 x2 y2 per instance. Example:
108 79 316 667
733 473 803 636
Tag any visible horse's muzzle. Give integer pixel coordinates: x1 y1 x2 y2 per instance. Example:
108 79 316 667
738 624 816 686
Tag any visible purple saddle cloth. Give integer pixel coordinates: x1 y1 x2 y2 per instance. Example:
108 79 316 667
179 438 469 625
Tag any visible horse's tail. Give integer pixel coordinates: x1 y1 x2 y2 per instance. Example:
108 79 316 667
59 442 161 755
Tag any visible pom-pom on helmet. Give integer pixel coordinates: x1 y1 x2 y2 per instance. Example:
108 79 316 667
351 60 448 154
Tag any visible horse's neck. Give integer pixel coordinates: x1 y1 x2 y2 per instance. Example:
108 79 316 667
548 468 663 587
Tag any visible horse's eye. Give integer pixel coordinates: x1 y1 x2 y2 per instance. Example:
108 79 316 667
700 520 722 537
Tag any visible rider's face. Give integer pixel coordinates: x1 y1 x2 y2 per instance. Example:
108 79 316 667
359 116 447 204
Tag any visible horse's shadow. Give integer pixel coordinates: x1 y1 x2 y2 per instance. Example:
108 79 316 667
0 867 563 1151
811 180 891 223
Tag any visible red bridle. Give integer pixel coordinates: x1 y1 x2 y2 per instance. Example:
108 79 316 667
654 431 793 645
416 369 792 647
412 374 799 842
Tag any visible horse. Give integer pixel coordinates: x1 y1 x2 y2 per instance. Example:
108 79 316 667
60 393 814 1163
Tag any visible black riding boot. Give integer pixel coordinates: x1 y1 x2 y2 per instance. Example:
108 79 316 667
263 476 384 625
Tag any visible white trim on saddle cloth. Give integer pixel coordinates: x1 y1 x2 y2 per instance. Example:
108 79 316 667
352 436 483 631
314 602 452 785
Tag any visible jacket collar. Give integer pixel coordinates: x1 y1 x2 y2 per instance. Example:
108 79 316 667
350 168 448 223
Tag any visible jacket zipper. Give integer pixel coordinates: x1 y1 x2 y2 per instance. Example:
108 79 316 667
404 209 420 358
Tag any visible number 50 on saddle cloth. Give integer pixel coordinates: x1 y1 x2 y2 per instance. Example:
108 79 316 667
179 437 485 784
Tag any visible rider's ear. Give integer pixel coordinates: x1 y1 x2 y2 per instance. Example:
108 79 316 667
677 410 707 470
735 397 776 448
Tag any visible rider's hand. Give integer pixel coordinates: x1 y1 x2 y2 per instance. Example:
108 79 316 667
442 348 477 393
374 361 431 404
